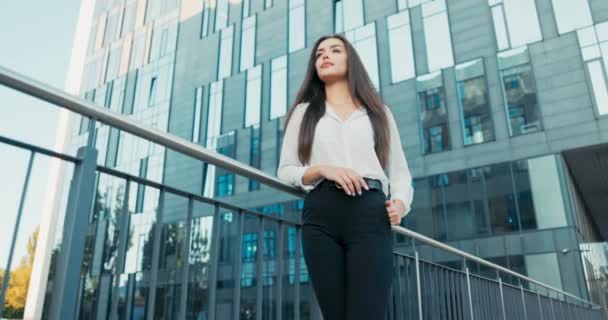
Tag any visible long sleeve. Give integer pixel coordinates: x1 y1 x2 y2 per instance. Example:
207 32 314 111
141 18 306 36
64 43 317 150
277 103 317 192
385 105 414 217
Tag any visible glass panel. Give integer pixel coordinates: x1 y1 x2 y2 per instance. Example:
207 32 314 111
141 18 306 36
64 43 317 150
525 155 568 229
202 0 210 37
455 59 494 145
525 253 563 290
218 25 234 80
289 1 305 52
270 56 288 120
388 10 415 83
243 0 250 17
245 65 262 127
484 163 519 234
249 124 262 191
215 0 229 32
215 131 236 198
261 221 279 320
266 0 273 8
240 216 260 318
498 48 542 136
431 174 447 241
185 201 216 320
422 0 454 72
122 1 137 36
215 211 240 319
106 44 122 81
104 10 119 46
511 160 538 231
444 171 481 240
154 193 188 320
502 0 542 47
193 87 203 143
587 60 608 115
240 16 256 72
334 0 343 33
551 0 593 35
343 0 364 32
204 81 224 198
417 72 451 154
491 5 510 50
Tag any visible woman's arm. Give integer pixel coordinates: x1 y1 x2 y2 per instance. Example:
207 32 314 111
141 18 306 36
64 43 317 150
277 103 320 191
385 105 414 217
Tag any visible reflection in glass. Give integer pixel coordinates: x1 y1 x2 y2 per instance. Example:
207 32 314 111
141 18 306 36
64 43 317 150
245 65 262 127
186 205 215 319
249 124 261 191
416 72 450 154
455 59 495 145
215 131 236 197
498 48 542 136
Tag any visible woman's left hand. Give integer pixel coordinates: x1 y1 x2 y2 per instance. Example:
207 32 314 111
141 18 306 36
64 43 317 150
385 199 406 225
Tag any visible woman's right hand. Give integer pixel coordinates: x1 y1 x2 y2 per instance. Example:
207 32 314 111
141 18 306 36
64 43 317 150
319 165 369 196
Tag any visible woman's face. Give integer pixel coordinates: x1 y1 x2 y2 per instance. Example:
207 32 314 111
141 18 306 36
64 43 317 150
315 37 348 84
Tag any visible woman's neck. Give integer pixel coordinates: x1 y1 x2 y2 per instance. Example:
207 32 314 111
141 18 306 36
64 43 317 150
325 79 359 110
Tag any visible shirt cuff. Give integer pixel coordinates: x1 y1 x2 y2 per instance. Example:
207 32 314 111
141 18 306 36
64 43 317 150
391 196 411 218
295 165 316 192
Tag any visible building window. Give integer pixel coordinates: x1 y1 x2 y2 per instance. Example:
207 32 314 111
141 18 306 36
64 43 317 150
342 0 364 32
455 59 495 146
345 23 380 89
289 0 305 53
387 10 415 83
240 16 256 72
104 10 119 46
159 28 169 57
245 65 262 127
218 25 234 80
551 0 592 35
204 81 224 198
249 124 261 191
417 71 450 154
498 47 542 136
147 76 157 107
270 55 288 120
215 131 236 197
121 1 136 37
241 233 257 287
215 0 229 32
334 0 343 33
201 0 210 37
577 23 608 116
135 157 149 213
422 0 454 72
398 0 433 11
488 0 542 51
275 119 284 172
242 0 251 18
265 0 273 9
192 87 204 143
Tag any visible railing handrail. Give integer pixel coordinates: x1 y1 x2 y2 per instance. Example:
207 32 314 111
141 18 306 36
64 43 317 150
0 65 599 308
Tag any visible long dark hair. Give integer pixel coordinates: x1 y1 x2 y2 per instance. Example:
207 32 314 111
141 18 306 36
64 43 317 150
284 34 391 169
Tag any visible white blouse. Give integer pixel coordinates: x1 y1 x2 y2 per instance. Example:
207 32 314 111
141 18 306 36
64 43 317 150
277 101 414 217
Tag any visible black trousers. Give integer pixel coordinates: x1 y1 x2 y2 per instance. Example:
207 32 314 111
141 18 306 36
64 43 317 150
301 179 394 320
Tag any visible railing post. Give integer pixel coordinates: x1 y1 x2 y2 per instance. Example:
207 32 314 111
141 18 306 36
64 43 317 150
549 292 556 320
275 222 284 320
537 290 544 320
233 212 245 320
466 267 474 320
47 120 98 320
294 227 301 320
519 280 528 320
255 216 264 320
207 205 221 320
415 251 423 320
498 276 506 320
0 151 35 316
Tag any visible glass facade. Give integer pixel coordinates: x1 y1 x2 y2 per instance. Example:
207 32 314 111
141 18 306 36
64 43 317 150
50 0 608 317
405 154 568 242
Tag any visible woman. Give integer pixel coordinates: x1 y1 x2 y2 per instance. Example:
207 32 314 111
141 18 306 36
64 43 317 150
277 34 414 320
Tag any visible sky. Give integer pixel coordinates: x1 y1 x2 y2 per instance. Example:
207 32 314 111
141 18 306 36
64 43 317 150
0 0 82 269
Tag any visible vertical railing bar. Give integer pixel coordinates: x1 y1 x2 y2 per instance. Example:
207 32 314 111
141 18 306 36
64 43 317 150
0 151 35 316
275 222 285 320
233 211 245 320
145 188 165 320
255 216 264 320
177 196 194 320
466 267 474 320
109 178 131 320
294 227 302 320
415 251 423 320
207 204 221 320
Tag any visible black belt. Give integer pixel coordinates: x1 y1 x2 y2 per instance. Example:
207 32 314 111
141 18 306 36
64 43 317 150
320 177 384 192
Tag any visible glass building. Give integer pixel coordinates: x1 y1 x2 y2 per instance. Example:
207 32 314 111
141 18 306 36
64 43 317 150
34 0 608 318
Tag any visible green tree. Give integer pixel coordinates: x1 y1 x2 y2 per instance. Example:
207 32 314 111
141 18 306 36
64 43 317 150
2 227 39 318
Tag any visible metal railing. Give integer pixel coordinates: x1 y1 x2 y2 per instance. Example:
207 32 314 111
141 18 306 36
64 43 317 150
1 65 605 320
